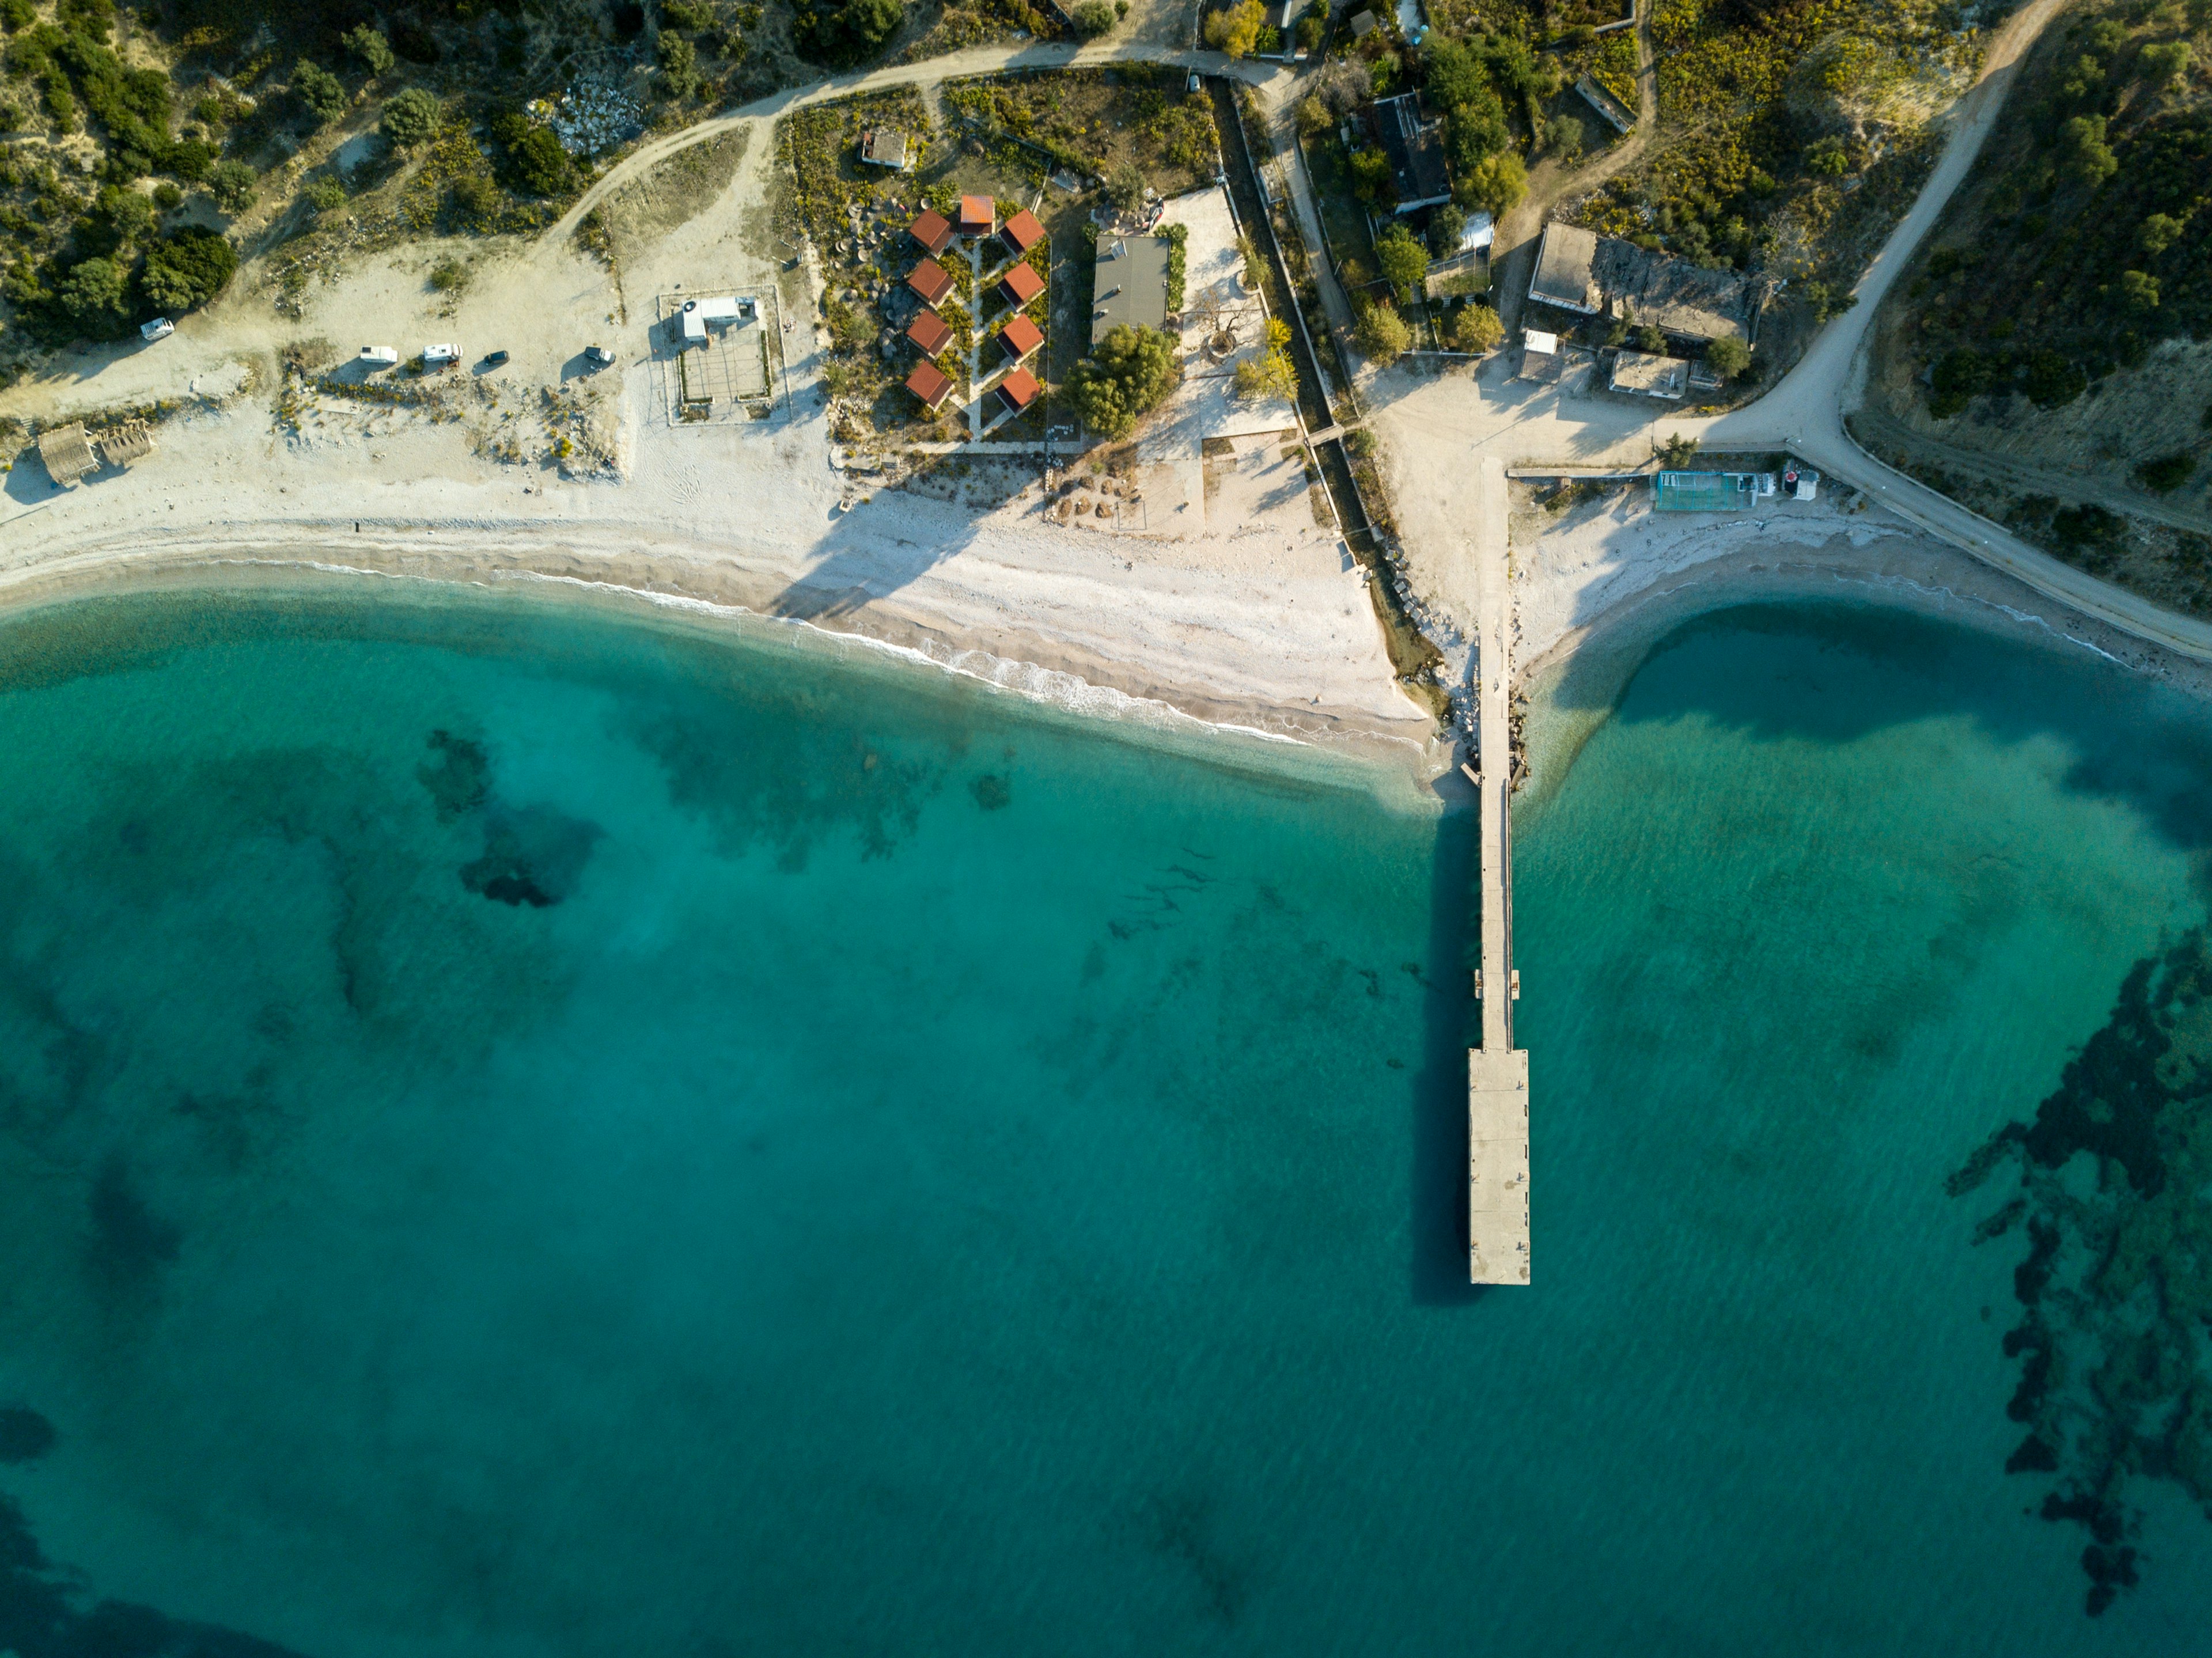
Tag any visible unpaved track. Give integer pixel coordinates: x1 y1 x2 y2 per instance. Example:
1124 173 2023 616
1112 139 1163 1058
1664 0 2212 659
553 41 1283 242
1495 0 1657 333
1850 403 2212 538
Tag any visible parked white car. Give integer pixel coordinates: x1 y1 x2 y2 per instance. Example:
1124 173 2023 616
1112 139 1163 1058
139 317 174 343
422 343 460 366
359 346 399 366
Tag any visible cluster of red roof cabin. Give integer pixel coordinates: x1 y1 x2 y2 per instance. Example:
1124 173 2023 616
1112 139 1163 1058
900 196 1048 418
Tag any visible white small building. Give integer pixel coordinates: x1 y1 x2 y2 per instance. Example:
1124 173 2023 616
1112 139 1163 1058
1786 466 1820 501
679 295 754 346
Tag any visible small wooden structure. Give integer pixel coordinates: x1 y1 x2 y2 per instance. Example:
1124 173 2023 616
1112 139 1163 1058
37 422 97 487
859 128 910 170
995 366 1041 416
97 422 156 468
908 209 955 256
998 263 1045 308
995 315 1044 366
957 195 997 238
907 309 954 356
907 259 956 308
906 361 956 411
998 208 1046 259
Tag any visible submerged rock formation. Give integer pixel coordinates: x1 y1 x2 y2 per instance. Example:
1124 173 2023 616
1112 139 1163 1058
1952 929 2212 1616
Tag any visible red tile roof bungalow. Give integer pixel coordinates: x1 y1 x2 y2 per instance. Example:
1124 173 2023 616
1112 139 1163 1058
998 262 1044 308
907 309 954 355
995 366 1040 416
907 259 955 308
998 208 1046 260
995 314 1044 366
906 360 956 410
958 195 997 237
908 209 953 256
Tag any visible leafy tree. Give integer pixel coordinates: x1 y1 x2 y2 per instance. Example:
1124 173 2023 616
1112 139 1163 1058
1296 93 1331 137
293 59 347 127
1425 37 1488 111
2138 213 2184 256
151 181 181 210
1450 303 1502 354
56 255 126 326
1374 222 1429 299
1073 1 1115 33
2024 347 2086 407
663 0 718 25
2120 268 2160 310
1353 301 1410 359
1635 321 1665 353
1544 115 1582 162
166 137 213 181
343 25 395 76
793 0 903 67
1234 323 1296 399
1204 0 1264 57
1459 150 1525 217
205 159 256 213
1659 433 1700 467
1805 134 1849 176
1295 10 1322 51
1426 202 1464 260
1444 86 1509 173
1347 147 1392 203
2137 453 2196 492
2138 41 2191 88
2059 114 2118 187
1067 324 1180 437
139 225 236 312
1107 161 1148 213
1705 335 1751 380
657 31 699 98
381 87 441 149
506 126 573 195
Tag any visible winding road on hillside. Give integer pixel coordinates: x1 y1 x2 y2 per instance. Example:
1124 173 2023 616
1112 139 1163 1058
1683 0 2212 659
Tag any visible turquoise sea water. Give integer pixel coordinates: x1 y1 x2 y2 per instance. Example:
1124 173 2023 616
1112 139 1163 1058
1 582 2211 1654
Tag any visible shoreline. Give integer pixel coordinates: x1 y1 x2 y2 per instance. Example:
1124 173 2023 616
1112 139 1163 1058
1509 499 2212 809
0 540 1461 805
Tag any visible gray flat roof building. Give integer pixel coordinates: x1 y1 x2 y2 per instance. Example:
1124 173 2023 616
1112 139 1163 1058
1528 221 1760 344
1373 93 1452 215
1091 233 1175 345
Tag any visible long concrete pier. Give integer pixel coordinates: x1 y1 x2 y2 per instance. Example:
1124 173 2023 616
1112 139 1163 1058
1468 457 1531 1284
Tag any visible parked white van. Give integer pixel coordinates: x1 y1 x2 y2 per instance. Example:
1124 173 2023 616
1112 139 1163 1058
422 343 461 366
139 317 174 343
359 346 399 366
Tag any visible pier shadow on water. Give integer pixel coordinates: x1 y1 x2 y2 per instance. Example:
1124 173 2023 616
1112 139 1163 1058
1409 761 1486 1306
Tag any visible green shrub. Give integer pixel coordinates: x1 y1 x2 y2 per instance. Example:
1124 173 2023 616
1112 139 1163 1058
2024 348 2087 407
1353 301 1410 359
139 225 237 312
1451 303 1503 354
1373 221 1429 299
151 181 181 210
663 0 718 25
0 0 35 28
343 25 395 76
205 160 256 214
429 256 469 293
304 176 345 211
1296 12 1322 51
165 137 213 181
450 173 501 218
490 112 573 196
56 255 127 327
2137 453 2197 493
1705 336 1751 380
293 60 347 127
657 32 699 98
1426 202 1464 260
1072 0 1115 34
1067 324 1180 437
793 0 903 68
380 87 441 150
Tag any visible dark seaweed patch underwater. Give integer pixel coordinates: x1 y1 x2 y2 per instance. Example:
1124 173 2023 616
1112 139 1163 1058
1953 929 2212 1616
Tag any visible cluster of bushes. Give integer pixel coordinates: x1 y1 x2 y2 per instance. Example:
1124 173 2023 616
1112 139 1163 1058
1067 324 1179 437
1911 3 2210 416
793 0 906 68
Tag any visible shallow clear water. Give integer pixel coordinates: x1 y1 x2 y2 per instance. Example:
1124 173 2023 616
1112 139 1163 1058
1 584 2209 1655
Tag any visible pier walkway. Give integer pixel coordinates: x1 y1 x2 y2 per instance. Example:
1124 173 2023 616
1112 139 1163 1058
1468 457 1530 1285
